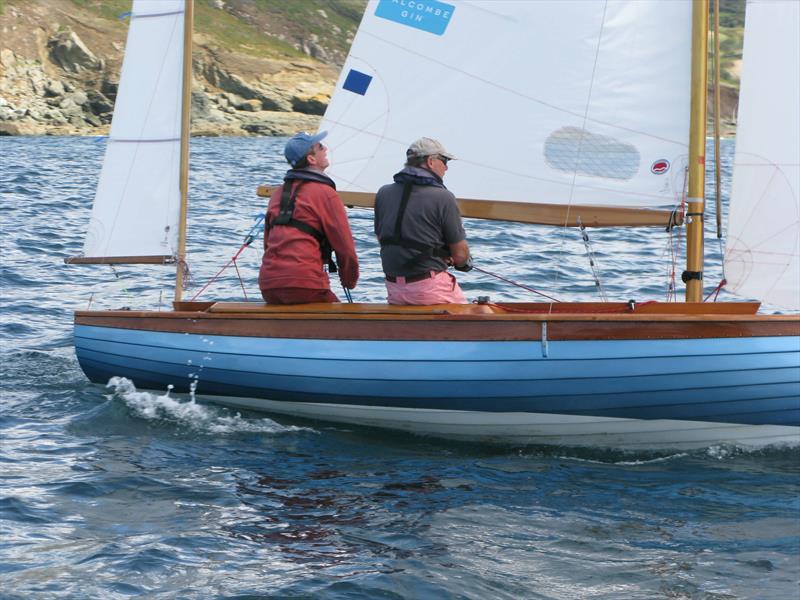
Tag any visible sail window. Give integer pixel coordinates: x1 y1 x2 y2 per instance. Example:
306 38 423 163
343 69 373 96
544 126 640 181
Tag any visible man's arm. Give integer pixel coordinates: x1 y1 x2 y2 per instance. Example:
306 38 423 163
449 239 471 269
323 191 360 289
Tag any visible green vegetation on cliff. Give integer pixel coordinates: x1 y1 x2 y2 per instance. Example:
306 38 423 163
64 0 368 64
713 0 745 86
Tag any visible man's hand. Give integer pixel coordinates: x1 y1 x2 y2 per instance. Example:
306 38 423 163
454 255 473 272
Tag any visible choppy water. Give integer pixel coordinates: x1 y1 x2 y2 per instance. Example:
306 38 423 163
1 136 798 598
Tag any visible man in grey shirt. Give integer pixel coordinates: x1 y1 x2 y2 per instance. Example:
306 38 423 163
374 137 472 305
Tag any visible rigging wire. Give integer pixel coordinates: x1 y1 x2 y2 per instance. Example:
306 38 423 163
704 278 727 303
712 0 724 240
472 266 561 303
710 0 727 296
665 166 690 302
546 2 611 302
577 217 607 302
189 214 264 302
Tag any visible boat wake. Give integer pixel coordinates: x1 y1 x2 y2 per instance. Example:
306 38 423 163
106 376 314 436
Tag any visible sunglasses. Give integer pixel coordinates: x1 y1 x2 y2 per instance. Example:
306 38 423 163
435 155 450 165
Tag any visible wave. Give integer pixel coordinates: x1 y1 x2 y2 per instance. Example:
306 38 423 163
106 376 315 436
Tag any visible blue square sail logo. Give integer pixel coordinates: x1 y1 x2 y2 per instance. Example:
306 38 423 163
375 0 455 36
343 69 373 96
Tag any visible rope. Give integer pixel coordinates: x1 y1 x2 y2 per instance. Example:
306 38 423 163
189 215 264 302
108 264 134 300
343 286 353 303
233 259 248 301
704 279 727 303
188 241 251 302
577 217 607 302
472 265 561 303
717 235 727 282
665 166 689 302
176 256 192 290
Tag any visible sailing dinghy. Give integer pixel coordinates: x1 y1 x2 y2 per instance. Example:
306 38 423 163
68 0 800 450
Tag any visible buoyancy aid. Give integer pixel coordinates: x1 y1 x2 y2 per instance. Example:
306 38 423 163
268 173 338 273
378 182 450 271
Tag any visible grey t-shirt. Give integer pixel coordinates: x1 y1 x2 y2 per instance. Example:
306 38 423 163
374 167 466 277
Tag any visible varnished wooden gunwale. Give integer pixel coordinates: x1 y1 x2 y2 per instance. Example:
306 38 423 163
198 301 762 316
75 304 800 342
256 186 679 228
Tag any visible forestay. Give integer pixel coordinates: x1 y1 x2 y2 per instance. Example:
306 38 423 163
320 0 692 214
726 0 800 311
80 0 185 262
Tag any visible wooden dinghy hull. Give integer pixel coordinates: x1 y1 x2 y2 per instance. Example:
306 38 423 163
73 302 800 450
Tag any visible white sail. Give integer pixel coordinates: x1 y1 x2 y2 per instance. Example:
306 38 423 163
320 0 692 209
81 0 186 261
726 0 800 311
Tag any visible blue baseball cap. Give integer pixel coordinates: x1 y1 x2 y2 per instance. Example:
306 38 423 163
284 130 328 167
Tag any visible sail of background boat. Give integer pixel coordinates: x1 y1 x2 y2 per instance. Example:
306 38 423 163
725 0 800 311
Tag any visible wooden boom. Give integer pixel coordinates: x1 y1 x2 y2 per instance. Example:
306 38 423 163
256 186 681 228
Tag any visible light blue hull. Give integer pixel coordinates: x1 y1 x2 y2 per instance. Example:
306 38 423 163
74 323 800 447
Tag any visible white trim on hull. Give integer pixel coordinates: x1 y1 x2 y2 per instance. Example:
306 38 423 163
201 393 800 451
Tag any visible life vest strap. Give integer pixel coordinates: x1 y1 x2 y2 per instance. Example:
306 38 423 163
269 180 338 273
379 182 450 271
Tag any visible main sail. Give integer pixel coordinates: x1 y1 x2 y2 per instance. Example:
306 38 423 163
77 0 186 263
726 0 800 311
319 0 693 225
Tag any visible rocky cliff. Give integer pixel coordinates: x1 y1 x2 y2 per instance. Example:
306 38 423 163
1 0 742 138
0 0 365 136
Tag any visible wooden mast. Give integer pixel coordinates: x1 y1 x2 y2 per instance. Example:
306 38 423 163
685 0 709 302
712 0 723 238
174 0 194 303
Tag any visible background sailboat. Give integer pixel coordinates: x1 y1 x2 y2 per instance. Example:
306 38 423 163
69 0 799 450
724 0 799 310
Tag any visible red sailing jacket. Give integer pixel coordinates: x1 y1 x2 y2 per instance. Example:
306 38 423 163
258 169 359 292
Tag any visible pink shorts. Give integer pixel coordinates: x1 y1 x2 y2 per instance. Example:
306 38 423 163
385 270 467 305
261 287 339 304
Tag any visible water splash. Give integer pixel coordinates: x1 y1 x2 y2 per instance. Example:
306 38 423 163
106 376 314 435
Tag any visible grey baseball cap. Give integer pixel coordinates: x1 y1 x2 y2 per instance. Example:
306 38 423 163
406 137 456 160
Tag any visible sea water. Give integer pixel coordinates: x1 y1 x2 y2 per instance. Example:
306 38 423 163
1 136 798 598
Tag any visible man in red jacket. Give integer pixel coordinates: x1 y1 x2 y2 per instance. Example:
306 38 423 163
258 131 359 304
